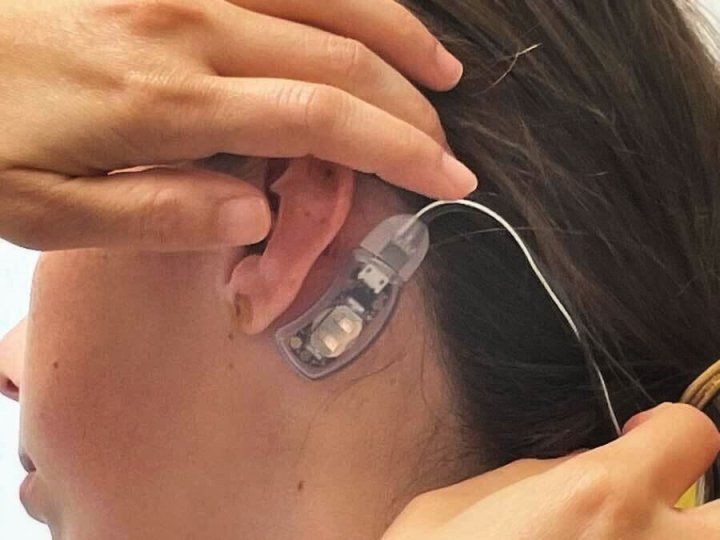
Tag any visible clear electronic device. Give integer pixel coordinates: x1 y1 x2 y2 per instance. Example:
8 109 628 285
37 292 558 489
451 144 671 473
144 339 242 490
275 214 430 380
274 200 621 441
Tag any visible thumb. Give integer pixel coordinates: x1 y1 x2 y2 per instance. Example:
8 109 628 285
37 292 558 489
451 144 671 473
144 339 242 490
0 167 271 251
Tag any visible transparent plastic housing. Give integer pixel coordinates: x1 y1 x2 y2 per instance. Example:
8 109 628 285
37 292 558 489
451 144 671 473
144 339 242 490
276 249 401 379
274 214 429 380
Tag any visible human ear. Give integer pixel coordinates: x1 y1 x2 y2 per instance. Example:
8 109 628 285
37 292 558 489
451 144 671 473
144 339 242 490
225 157 354 334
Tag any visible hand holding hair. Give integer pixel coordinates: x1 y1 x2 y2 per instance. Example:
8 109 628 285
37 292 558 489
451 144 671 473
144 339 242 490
384 403 720 539
0 0 477 251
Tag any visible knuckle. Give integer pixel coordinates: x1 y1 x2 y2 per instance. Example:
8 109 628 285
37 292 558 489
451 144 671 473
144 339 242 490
113 70 206 135
564 458 646 529
271 82 318 136
565 459 617 514
117 69 162 114
135 184 186 245
327 37 376 83
96 0 209 37
300 84 350 135
120 68 199 109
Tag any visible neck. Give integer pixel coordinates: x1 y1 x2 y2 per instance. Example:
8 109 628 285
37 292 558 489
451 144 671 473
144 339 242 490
227 368 463 540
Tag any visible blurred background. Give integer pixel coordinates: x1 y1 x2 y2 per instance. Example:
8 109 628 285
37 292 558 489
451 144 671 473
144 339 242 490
1 2 719 538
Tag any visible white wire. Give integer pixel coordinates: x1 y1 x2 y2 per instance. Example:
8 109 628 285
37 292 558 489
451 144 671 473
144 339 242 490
406 200 622 436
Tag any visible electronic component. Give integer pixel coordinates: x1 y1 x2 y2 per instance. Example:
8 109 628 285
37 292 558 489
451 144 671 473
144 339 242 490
274 199 620 444
275 214 429 380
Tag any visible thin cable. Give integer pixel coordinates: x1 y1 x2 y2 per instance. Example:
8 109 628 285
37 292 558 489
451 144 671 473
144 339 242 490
400 200 622 436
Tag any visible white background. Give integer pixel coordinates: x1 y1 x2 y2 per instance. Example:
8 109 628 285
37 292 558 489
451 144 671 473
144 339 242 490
1 3 719 539
0 242 46 540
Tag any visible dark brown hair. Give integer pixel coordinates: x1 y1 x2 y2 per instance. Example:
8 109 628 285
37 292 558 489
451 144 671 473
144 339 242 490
402 0 720 469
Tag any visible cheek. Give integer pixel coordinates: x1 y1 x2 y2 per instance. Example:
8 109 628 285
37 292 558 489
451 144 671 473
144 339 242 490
18 246 366 535
21 250 230 497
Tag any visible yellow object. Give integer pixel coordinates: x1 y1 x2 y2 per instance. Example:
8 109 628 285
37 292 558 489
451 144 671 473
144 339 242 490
676 484 698 509
678 358 720 506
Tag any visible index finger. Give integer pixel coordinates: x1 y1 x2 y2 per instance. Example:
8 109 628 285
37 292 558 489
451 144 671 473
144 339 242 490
226 0 463 91
116 76 478 199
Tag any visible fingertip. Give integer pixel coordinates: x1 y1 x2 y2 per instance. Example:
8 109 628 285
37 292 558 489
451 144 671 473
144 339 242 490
441 152 478 197
680 404 720 451
622 402 673 434
217 196 272 246
664 403 718 437
662 403 720 466
434 42 464 90
623 403 720 453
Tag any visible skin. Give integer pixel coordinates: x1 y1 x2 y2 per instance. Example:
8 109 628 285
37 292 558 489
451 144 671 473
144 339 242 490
0 158 466 540
0 1 474 537
4 163 720 540
2 1 720 539
385 405 720 539
0 0 477 252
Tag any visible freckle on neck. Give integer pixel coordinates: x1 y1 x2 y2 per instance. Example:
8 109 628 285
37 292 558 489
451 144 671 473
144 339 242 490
297 480 305 492
52 361 59 370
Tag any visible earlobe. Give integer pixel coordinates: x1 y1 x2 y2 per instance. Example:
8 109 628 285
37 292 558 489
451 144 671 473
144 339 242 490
226 157 354 335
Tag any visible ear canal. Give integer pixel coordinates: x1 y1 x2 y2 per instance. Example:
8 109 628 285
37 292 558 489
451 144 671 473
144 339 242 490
227 157 354 335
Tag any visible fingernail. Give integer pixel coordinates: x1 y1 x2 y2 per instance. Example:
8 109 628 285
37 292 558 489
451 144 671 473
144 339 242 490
436 42 463 85
217 197 271 245
442 152 478 195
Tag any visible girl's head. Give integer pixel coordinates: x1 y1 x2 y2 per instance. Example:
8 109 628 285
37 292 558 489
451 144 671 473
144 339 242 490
1 1 719 538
